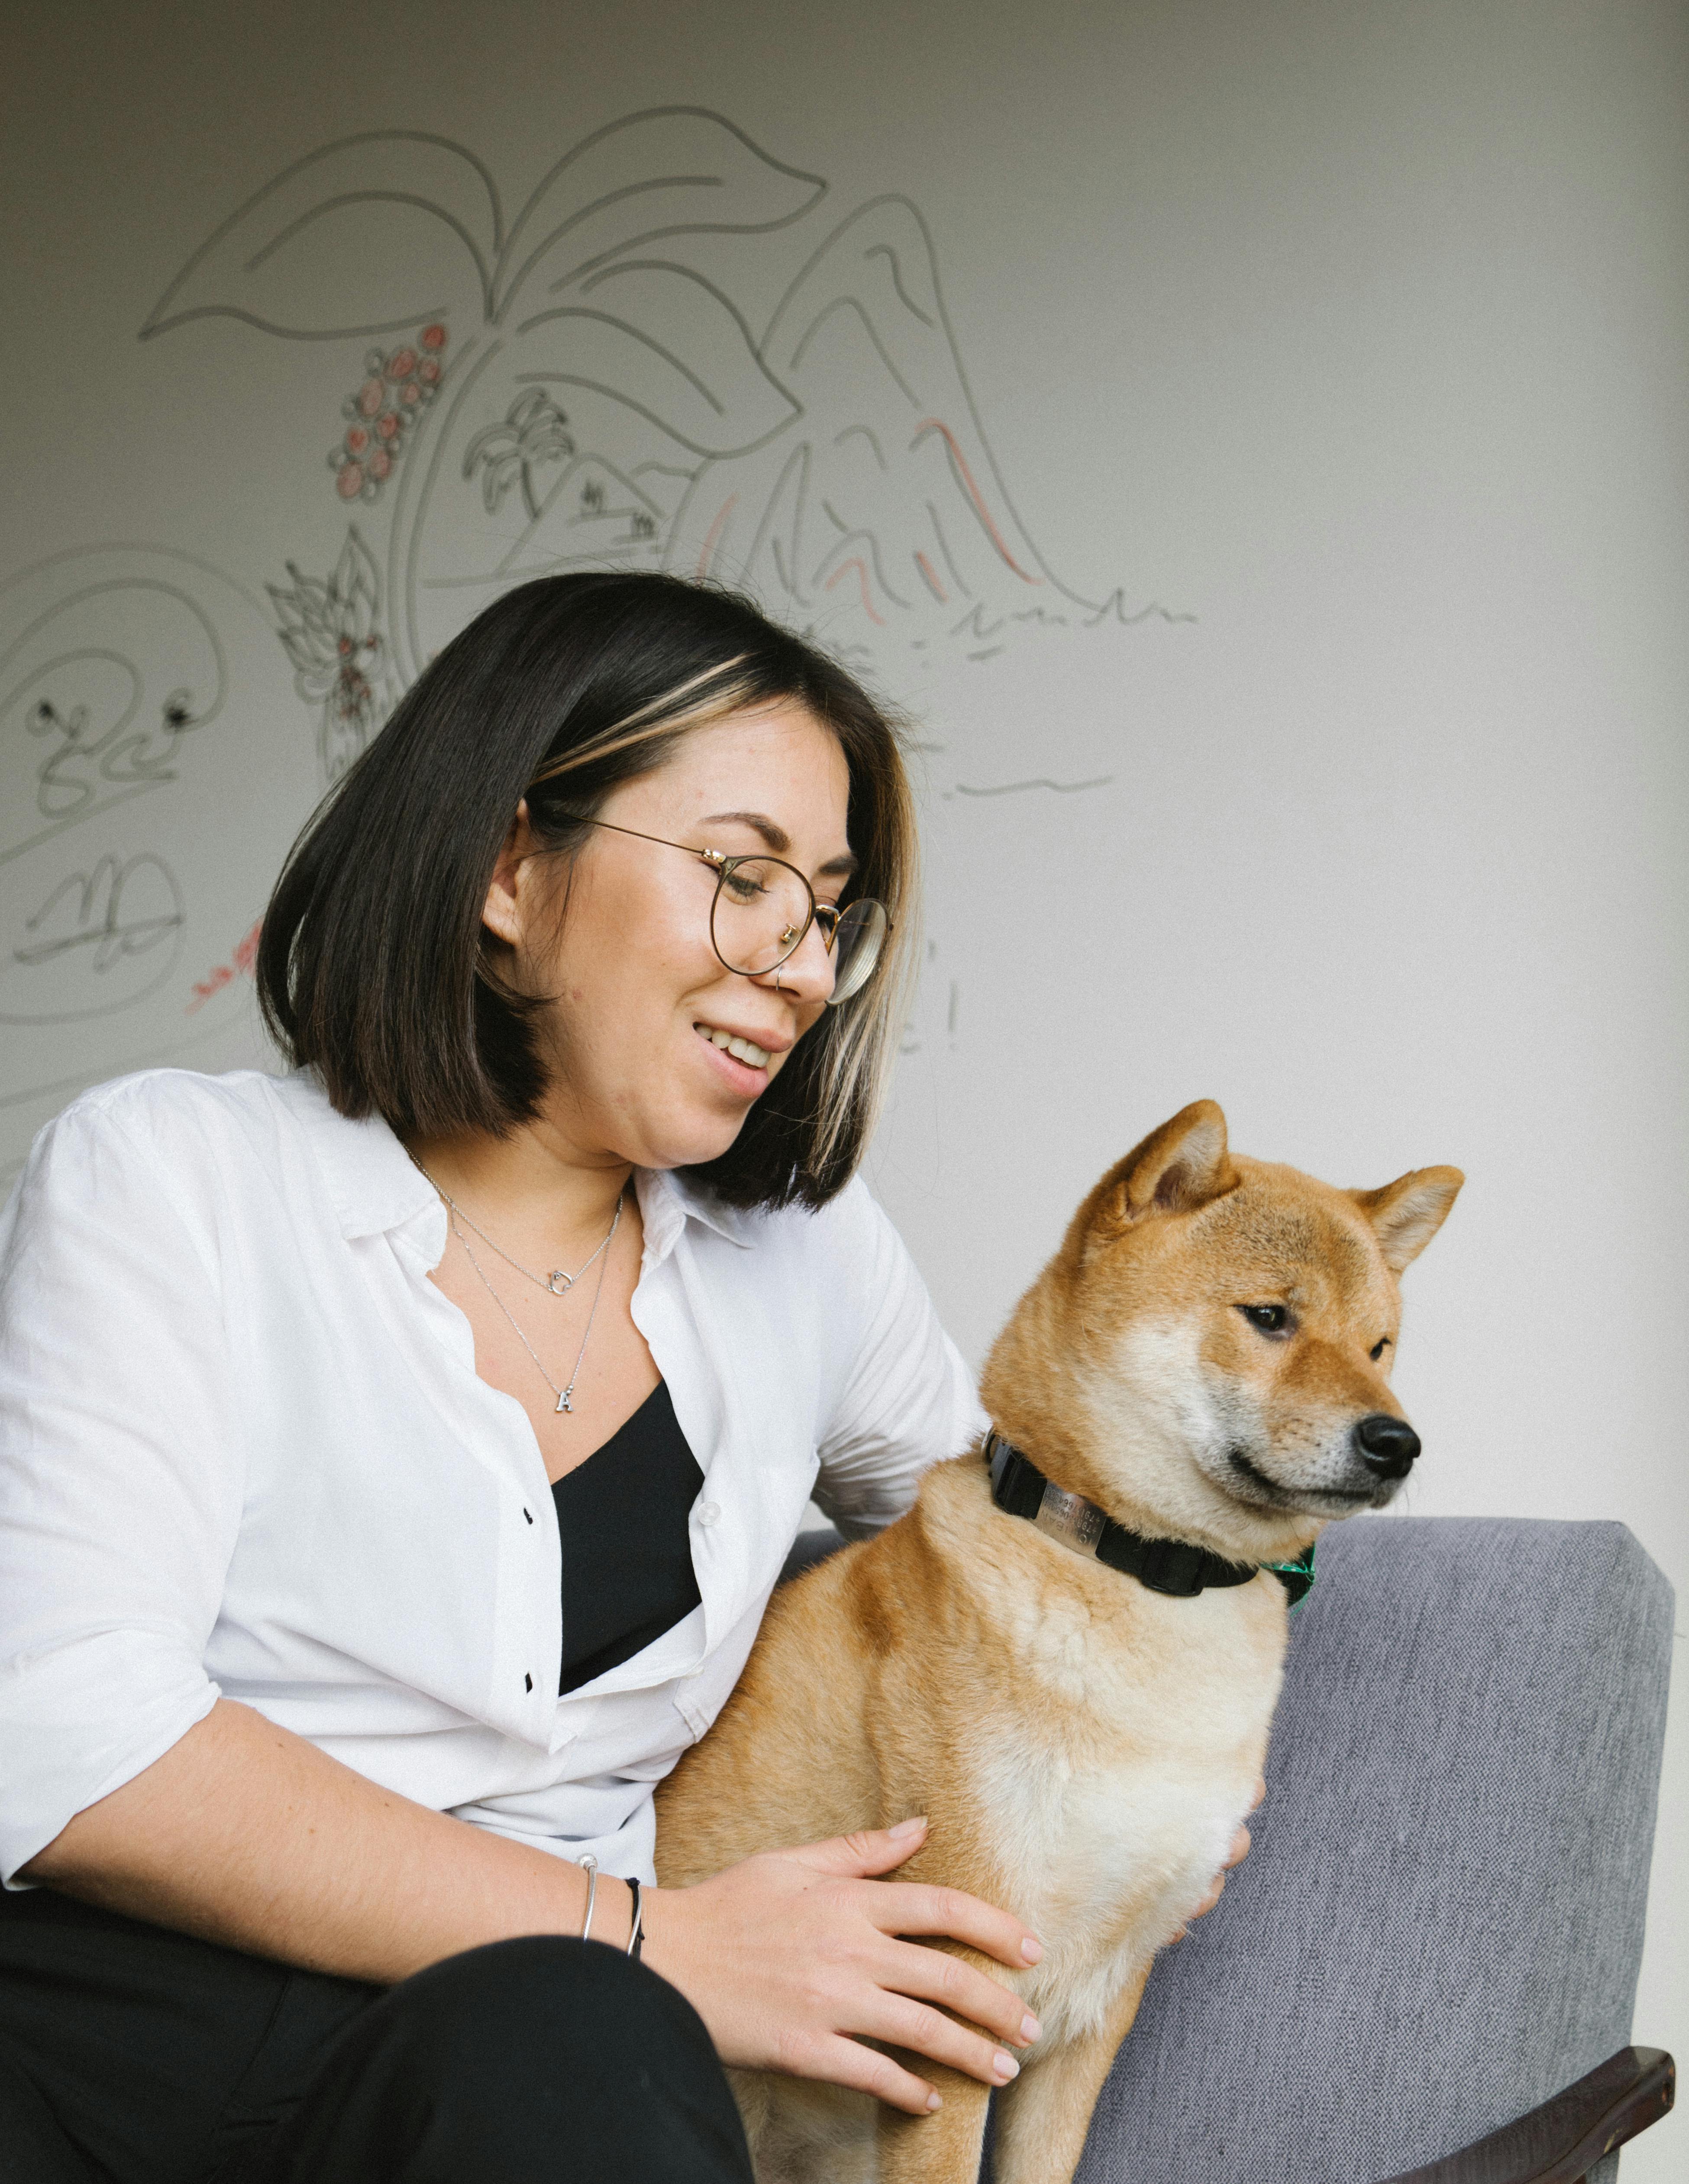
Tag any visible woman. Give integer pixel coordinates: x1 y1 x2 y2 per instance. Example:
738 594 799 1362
0 574 1246 2182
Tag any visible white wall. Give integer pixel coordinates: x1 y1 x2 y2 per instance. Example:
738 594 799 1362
3 3 1683 2167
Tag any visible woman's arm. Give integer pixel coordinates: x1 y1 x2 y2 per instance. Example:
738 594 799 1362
810 1181 988 1538
26 1698 1046 2116
22 1696 599 1978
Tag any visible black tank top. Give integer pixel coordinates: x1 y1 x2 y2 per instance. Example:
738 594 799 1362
553 1380 704 1695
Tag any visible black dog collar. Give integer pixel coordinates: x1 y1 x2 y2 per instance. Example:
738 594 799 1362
983 1430 1315 1604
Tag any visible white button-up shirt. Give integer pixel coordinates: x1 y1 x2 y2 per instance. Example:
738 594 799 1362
0 1068 984 1887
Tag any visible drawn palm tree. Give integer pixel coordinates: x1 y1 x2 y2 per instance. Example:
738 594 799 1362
462 391 575 520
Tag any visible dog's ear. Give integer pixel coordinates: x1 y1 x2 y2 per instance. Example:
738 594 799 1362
1088 1101 1238 1244
1349 1166 1464 1273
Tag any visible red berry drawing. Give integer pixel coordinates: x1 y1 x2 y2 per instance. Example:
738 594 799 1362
327 326 446 503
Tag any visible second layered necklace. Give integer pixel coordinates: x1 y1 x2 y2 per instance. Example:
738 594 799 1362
421 1171 624 1415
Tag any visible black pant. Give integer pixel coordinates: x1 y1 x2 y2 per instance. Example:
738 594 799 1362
0 1887 753 2183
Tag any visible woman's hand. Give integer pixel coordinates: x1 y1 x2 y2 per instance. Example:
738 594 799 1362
641 1817 1043 2116
1168 1774 1266 1942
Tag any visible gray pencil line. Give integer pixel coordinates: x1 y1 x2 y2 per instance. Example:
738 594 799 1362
953 775 1115 798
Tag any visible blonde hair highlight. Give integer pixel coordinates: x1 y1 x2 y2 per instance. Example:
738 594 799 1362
525 656 755 788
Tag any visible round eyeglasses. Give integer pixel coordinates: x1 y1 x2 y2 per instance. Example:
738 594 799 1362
558 817 889 1005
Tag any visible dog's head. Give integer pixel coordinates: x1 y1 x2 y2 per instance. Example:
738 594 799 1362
979 1101 1463 1567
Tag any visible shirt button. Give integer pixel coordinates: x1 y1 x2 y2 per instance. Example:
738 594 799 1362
697 1501 721 1528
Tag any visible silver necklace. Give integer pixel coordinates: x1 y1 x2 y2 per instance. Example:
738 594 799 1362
426 1178 620 1296
445 1192 624 1415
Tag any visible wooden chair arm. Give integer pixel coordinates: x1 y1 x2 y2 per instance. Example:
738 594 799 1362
1378 2046 1675 2184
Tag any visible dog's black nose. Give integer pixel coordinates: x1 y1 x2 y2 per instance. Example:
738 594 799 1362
1353 1413 1420 1479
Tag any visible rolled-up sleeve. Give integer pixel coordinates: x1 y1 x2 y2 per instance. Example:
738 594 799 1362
811 1181 987 1538
0 1095 237 1884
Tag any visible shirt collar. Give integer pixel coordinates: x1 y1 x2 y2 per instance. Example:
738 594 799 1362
636 1167 757 1263
280 1071 438 1241
281 1072 759 1254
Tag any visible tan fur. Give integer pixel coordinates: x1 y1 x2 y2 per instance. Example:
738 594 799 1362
657 1102 1462 2183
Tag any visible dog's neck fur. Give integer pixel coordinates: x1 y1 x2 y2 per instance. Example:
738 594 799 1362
979 1267 1322 1570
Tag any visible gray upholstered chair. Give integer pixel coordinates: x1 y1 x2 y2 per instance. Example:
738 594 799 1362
780 1515 1677 2181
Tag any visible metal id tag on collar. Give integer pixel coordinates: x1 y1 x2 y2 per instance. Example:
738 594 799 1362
1033 1479 1107 1558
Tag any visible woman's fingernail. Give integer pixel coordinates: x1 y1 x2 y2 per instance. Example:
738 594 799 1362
926 2090 943 2112
993 2050 1020 2083
1021 1935 1043 1965
1020 2012 1041 2043
888 1816 928 1840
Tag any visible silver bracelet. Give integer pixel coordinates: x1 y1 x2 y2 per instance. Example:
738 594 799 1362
626 1875 644 1961
578 1854 599 1943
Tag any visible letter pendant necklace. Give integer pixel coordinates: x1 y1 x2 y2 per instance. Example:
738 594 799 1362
417 1166 624 1414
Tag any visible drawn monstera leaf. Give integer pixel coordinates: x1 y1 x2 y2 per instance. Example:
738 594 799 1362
491 107 825 321
141 132 501 342
513 262 798 457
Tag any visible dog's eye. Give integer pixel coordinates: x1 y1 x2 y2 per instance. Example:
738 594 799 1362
1370 1337 1391 1361
1239 1304 1289 1334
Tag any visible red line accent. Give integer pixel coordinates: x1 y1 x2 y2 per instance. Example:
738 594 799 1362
184 918 265 1014
696 494 739 577
910 419 1039 584
914 550 947 602
824 556 886 627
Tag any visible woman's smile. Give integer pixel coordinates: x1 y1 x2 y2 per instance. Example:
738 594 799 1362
691 1018 784 1084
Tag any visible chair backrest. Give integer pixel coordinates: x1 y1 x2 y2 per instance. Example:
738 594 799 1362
1073 1516 1673 2183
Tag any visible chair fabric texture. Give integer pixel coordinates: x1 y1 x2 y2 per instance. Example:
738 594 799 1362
1072 1515 1673 2183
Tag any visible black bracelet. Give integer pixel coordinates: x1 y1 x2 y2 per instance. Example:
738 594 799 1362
626 1876 644 1961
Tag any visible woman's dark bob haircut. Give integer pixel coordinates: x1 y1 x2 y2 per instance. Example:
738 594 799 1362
257 572 919 1210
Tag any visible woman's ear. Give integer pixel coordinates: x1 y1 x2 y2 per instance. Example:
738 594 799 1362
481 799 540 949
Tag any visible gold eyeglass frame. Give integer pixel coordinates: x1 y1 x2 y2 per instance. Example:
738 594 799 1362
555 815 889 1005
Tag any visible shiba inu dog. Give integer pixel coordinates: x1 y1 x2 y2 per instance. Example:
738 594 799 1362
655 1100 1463 2184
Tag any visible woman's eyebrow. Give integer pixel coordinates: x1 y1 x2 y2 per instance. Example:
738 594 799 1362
700 811 859 879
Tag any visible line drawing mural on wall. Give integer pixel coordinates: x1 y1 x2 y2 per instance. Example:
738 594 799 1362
4 568 229 872
0 552 231 1047
141 106 1188 778
10 854 186 1022
3 105 1186 1171
268 529 401 784
0 546 316 1174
